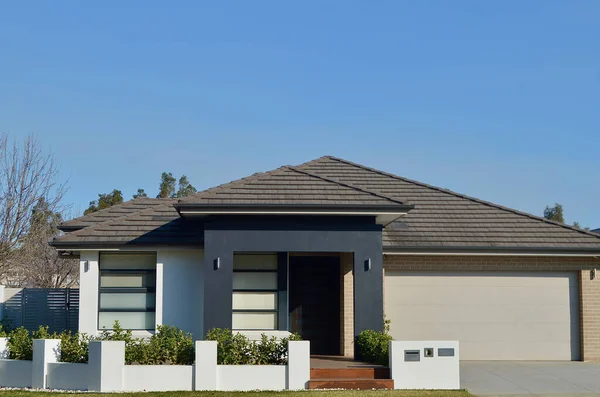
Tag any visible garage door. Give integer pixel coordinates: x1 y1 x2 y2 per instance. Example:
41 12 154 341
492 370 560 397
384 271 580 360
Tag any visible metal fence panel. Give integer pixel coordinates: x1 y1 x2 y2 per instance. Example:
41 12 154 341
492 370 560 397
2 288 79 333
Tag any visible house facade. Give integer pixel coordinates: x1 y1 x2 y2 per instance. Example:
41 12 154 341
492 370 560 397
51 156 600 361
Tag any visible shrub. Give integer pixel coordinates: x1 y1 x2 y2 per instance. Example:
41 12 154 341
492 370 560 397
355 318 393 366
0 324 7 338
59 332 90 363
205 328 301 365
7 327 33 360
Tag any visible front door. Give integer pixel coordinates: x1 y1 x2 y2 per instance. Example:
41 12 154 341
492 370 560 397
289 255 340 355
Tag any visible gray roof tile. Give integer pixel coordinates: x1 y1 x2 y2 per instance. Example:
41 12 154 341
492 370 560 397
52 156 600 252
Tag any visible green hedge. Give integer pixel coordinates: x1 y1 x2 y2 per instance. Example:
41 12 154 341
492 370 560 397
2 323 300 366
205 328 301 365
355 318 393 366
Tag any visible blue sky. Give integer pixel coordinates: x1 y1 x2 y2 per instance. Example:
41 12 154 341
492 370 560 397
1 1 598 227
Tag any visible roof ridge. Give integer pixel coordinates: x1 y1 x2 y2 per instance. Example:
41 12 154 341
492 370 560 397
322 156 600 240
284 165 406 206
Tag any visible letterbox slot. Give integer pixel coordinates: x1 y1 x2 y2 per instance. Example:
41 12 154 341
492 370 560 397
438 348 455 357
404 350 420 362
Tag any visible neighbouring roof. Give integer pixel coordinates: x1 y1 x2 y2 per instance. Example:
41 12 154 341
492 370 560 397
592 228 600 234
52 156 600 253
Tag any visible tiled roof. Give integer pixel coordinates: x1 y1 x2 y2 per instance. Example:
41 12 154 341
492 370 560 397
58 198 176 231
592 228 600 234
297 156 600 251
54 203 202 247
177 166 406 206
52 156 600 252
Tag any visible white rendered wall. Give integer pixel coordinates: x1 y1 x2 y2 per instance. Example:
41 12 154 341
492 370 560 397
0 359 32 388
47 362 91 390
123 365 193 391
79 251 99 335
217 365 287 391
389 341 460 390
158 250 204 339
0 338 8 359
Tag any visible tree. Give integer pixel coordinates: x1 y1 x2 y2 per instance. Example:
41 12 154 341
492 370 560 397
84 189 123 215
175 175 197 198
0 133 66 277
157 172 176 198
572 222 591 232
133 188 147 199
543 203 564 223
7 198 78 288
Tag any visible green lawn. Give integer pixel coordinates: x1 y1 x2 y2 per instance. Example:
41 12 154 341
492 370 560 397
0 391 473 397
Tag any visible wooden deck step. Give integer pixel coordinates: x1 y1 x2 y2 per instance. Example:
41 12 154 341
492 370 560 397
308 379 394 390
310 367 390 380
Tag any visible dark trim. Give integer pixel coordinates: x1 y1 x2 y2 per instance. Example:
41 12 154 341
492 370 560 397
233 269 277 273
98 269 156 274
57 225 85 232
277 252 288 331
99 308 156 313
99 287 156 293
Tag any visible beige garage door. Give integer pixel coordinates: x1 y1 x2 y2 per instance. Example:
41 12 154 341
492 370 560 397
384 271 580 360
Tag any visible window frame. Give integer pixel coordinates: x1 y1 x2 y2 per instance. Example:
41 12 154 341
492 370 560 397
232 260 279 331
97 252 157 331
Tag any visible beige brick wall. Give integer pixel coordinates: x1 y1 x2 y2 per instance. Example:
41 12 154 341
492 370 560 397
383 254 600 361
340 253 354 357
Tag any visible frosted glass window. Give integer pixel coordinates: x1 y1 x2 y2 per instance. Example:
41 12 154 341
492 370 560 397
233 254 278 270
233 292 277 310
100 293 156 310
100 273 155 288
233 272 277 290
100 253 156 269
99 312 155 330
232 312 277 330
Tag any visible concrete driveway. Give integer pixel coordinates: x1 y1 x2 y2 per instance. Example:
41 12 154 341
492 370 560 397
461 361 600 396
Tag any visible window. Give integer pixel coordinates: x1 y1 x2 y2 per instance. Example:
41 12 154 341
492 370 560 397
232 254 279 330
98 252 156 330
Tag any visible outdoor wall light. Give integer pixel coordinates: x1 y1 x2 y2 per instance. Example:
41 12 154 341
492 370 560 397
592 268 597 280
83 260 89 272
365 258 372 271
214 257 221 270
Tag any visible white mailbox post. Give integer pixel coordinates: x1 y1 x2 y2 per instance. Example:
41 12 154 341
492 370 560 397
389 341 460 390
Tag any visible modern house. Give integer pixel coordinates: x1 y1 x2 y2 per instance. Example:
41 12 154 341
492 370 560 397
51 156 600 361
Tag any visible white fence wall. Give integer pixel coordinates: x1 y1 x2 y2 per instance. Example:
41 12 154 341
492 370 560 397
217 365 287 391
47 363 91 391
0 338 311 392
0 360 32 388
123 366 194 391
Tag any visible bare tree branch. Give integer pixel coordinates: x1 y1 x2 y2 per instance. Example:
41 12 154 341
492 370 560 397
0 133 68 279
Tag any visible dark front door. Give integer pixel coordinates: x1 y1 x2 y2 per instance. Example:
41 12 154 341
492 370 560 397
289 255 341 355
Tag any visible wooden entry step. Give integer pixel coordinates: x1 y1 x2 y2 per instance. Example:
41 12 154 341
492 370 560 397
308 379 394 390
309 368 393 390
310 367 390 380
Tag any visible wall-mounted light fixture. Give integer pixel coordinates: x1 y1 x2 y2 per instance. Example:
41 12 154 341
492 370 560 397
364 258 372 271
83 260 89 272
214 257 221 270
592 268 597 280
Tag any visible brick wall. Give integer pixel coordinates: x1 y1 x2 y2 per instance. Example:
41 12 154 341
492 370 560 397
340 253 354 357
383 254 600 361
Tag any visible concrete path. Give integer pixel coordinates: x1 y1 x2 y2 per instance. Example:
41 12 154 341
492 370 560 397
461 361 600 396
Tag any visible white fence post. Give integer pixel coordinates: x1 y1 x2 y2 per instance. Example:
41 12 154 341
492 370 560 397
287 340 310 390
194 341 217 390
32 339 61 389
88 341 124 392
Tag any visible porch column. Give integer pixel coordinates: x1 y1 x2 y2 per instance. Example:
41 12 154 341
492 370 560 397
353 246 384 342
202 243 234 335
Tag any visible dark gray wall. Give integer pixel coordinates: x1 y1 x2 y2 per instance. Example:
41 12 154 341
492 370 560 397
202 216 384 343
